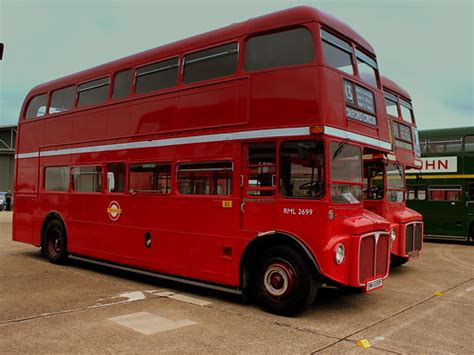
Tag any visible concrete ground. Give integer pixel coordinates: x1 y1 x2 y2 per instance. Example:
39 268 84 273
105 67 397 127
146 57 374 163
0 211 473 354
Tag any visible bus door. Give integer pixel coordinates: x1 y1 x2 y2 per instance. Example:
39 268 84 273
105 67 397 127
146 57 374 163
466 182 474 217
241 142 277 232
427 185 465 237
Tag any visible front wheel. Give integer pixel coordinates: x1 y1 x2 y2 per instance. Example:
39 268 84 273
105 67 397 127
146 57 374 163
256 245 318 317
391 255 409 267
43 220 68 264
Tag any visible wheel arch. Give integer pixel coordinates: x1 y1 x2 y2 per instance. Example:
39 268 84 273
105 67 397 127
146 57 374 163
239 230 320 297
40 211 67 247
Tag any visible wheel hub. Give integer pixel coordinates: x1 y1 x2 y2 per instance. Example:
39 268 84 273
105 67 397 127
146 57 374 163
263 261 296 297
48 229 62 256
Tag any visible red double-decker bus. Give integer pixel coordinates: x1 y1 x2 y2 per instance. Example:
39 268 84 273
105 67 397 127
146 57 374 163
363 76 423 266
14 7 393 316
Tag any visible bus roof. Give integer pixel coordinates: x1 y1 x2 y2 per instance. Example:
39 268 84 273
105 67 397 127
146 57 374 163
419 126 474 139
28 6 375 96
381 76 411 101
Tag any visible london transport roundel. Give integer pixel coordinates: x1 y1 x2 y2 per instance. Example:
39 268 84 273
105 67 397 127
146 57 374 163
107 201 122 221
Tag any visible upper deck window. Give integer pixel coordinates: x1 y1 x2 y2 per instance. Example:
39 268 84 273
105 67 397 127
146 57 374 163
136 58 179 94
184 43 238 84
355 49 378 88
25 94 47 120
78 77 110 108
400 99 413 124
464 135 474 152
428 137 462 153
392 121 413 150
384 91 398 117
244 27 314 72
321 29 353 75
49 86 75 114
419 138 427 153
112 69 132 100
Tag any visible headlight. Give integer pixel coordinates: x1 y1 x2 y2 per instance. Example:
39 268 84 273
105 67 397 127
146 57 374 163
335 243 345 264
391 227 397 241
0 199 3 204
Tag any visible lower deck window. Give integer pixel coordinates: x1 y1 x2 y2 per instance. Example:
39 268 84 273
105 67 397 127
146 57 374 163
330 142 362 204
280 140 324 199
330 184 361 204
407 186 426 201
246 142 276 196
429 186 462 201
44 166 69 191
178 161 232 195
107 163 125 193
129 163 171 194
72 166 102 192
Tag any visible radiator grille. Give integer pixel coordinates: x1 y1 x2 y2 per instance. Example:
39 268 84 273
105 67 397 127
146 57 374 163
405 222 423 255
359 233 389 284
405 224 414 254
414 223 423 250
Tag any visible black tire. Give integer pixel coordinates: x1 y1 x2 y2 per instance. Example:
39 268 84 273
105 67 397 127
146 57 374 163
469 223 474 244
42 219 68 264
391 255 409 267
256 245 318 317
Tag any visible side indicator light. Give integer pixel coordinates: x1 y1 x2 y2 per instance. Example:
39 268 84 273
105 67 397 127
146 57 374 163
434 291 443 296
310 126 324 134
357 339 371 348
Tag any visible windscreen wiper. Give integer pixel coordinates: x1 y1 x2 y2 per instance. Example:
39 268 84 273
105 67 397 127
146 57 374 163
332 138 349 159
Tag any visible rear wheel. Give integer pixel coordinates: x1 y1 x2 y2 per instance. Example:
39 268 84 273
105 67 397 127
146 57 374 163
42 220 68 264
256 245 318 317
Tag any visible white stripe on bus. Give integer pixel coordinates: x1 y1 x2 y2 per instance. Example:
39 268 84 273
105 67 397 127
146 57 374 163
16 126 392 159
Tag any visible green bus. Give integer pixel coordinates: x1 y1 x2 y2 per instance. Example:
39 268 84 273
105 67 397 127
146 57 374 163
406 126 474 241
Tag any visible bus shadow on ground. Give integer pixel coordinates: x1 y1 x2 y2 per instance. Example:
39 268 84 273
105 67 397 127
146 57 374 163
423 239 472 246
25 250 396 314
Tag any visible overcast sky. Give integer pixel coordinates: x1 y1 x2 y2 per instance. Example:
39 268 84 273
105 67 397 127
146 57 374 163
0 0 473 129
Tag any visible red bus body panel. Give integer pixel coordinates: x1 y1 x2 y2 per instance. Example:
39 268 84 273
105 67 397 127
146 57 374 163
14 6 393 290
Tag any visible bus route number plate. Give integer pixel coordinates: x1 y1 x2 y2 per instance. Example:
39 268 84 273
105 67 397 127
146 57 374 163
366 277 383 292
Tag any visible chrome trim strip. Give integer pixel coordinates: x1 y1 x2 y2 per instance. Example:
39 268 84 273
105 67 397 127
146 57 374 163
16 152 39 159
424 234 468 241
185 48 238 65
17 125 393 159
136 63 179 77
324 126 392 150
69 255 242 295
78 79 110 93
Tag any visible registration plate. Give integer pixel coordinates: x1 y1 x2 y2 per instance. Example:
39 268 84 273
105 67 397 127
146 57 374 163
366 277 383 292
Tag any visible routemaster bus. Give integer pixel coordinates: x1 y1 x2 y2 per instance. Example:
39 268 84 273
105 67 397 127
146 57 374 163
407 127 474 242
13 6 393 316
363 76 423 266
